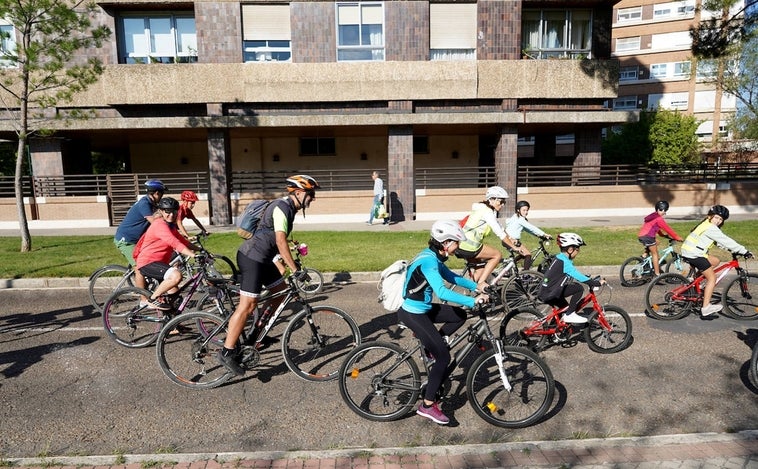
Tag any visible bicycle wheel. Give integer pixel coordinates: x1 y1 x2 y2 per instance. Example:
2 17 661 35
749 342 758 389
282 305 361 381
338 341 420 422
207 255 239 283
664 254 689 277
102 287 165 348
293 267 324 295
466 346 555 428
155 311 232 389
499 307 548 351
501 270 544 311
584 305 633 353
721 272 758 320
644 273 694 320
89 265 132 314
619 256 651 287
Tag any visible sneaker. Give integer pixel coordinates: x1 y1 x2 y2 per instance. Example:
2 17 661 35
700 303 723 317
146 298 171 311
365 221 372 225
563 312 588 324
217 350 245 376
416 402 449 425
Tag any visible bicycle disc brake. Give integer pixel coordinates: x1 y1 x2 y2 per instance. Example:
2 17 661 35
239 345 261 370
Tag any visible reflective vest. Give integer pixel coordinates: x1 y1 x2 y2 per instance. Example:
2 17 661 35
681 220 714 257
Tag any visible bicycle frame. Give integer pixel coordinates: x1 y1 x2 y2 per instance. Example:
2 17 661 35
668 257 740 302
642 239 682 271
522 286 610 338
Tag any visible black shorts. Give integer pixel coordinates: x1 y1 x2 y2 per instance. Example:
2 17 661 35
638 236 657 247
454 245 483 260
237 251 283 297
683 256 711 272
139 262 171 282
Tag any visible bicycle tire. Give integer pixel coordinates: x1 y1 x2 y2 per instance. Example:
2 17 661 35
721 272 758 320
501 270 544 311
282 305 361 381
102 287 165 348
619 256 651 287
206 254 239 283
338 341 420 422
664 253 688 277
466 346 555 428
293 267 324 295
155 310 232 390
749 342 758 389
584 305 633 353
89 264 132 314
644 273 694 320
499 307 548 352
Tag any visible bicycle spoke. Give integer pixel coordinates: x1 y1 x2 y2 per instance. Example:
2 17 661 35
722 273 758 320
103 287 164 348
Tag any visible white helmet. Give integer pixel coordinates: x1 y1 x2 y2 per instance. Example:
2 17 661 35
557 232 586 248
430 220 466 243
485 186 509 200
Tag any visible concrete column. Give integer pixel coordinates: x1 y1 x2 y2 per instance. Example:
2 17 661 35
207 129 232 225
573 129 602 185
387 125 414 222
494 125 518 216
28 138 65 197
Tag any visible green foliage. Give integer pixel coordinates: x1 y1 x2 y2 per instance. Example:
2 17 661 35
601 111 654 164
648 109 701 165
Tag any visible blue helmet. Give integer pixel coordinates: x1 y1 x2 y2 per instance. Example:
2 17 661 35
144 179 167 193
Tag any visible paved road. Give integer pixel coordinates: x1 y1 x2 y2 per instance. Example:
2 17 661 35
1 279 756 462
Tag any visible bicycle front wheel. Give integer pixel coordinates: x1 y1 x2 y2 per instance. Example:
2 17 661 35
293 267 324 295
722 273 758 320
749 342 758 389
501 270 544 311
338 341 420 422
89 265 132 314
584 305 633 353
282 305 361 381
155 311 232 390
207 254 239 283
619 256 650 287
467 346 555 428
102 287 165 348
644 273 694 320
499 307 548 351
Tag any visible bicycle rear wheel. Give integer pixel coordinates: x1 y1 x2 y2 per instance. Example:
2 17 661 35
499 307 548 351
102 287 165 348
750 342 758 389
722 273 758 320
584 305 633 353
155 311 232 390
467 346 554 428
338 341 420 422
501 270 544 311
89 265 132 314
293 267 324 295
644 273 694 320
619 256 651 287
282 305 361 381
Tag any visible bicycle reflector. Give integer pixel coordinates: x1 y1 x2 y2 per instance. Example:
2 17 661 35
350 368 360 379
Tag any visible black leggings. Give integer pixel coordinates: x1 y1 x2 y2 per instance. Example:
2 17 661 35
397 304 466 402
546 282 584 315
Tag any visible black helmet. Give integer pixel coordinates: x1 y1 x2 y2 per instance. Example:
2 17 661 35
157 197 179 211
145 179 167 193
515 200 531 212
708 204 729 220
655 200 670 212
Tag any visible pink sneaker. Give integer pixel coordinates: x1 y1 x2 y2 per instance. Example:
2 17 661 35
416 402 449 424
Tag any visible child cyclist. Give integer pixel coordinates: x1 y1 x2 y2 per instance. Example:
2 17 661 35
681 205 753 318
177 190 208 239
538 232 605 324
637 200 683 276
398 220 490 425
504 200 552 270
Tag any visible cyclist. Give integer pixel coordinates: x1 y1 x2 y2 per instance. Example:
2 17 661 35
637 200 683 276
538 232 605 324
218 175 319 376
397 219 490 425
133 197 200 310
504 200 552 270
176 190 208 239
681 205 753 317
456 186 527 287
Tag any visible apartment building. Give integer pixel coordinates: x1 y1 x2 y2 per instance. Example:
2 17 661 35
0 0 631 225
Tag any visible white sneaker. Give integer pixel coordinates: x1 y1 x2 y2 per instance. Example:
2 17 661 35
700 303 723 317
563 312 588 324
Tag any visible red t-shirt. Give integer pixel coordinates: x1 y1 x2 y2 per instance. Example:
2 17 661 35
177 204 194 223
134 219 191 269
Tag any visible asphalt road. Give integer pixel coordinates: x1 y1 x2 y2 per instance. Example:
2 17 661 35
1 279 757 459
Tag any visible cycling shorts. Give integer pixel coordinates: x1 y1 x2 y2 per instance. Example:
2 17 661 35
454 245 483 260
237 251 284 298
638 236 657 247
139 262 178 282
683 256 711 272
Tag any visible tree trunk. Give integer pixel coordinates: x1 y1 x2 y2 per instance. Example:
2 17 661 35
16 137 31 252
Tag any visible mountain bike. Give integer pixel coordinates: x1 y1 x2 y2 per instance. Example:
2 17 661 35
155 275 362 389
500 281 633 354
460 250 544 312
619 238 687 287
338 286 555 428
286 240 324 295
644 253 757 320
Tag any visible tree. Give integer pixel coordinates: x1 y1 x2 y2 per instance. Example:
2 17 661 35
0 0 110 252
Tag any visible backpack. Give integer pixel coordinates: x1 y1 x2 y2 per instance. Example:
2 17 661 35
236 200 271 239
377 254 429 312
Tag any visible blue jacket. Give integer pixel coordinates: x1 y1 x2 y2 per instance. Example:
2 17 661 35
401 248 478 313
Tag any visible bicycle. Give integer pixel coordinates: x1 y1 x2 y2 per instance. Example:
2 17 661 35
644 253 758 320
500 280 633 354
155 274 362 389
619 238 687 287
460 250 545 312
750 340 758 389
287 240 324 295
338 286 555 428
528 237 556 274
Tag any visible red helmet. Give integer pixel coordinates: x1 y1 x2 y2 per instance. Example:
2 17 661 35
181 190 199 202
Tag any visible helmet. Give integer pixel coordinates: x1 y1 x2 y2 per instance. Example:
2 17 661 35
485 186 509 200
181 190 199 202
145 179 167 193
157 197 179 211
286 174 320 193
557 232 586 248
655 200 670 212
515 200 531 211
430 220 466 243
708 204 730 220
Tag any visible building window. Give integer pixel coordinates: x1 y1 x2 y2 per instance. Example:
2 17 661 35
619 66 638 81
653 1 695 19
336 2 384 61
413 136 429 154
613 96 638 109
242 5 292 62
118 13 197 64
648 92 689 110
651 31 691 50
0 23 16 67
300 137 336 156
430 3 476 60
617 7 642 23
615 36 641 52
521 9 592 59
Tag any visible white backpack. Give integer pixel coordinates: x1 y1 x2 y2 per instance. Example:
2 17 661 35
377 255 429 312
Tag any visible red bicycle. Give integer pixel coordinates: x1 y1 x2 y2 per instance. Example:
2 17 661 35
500 280 633 354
